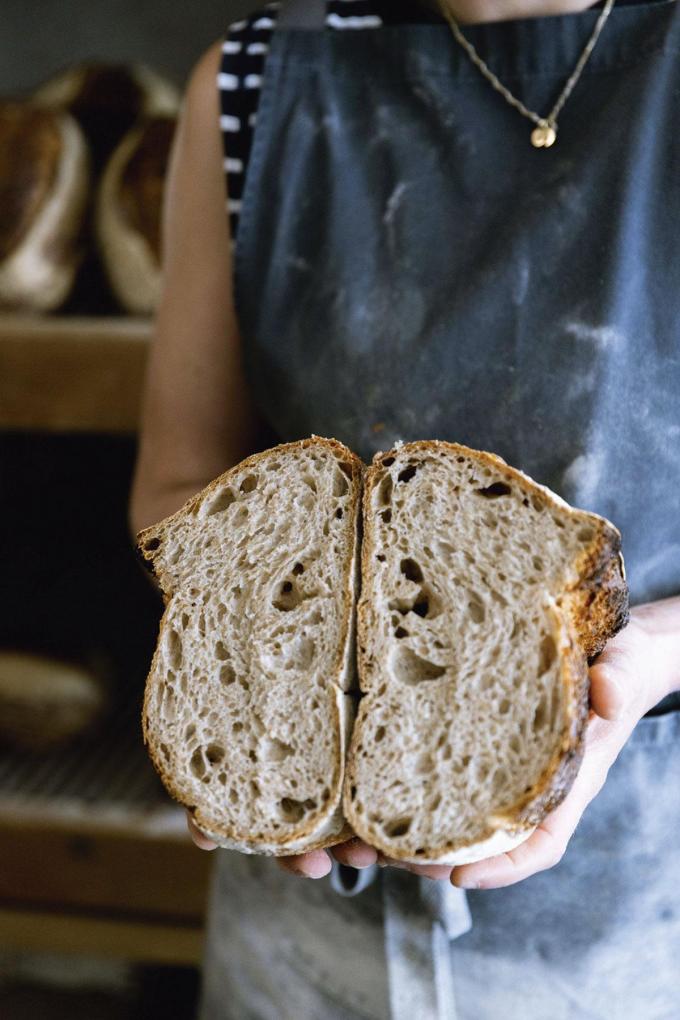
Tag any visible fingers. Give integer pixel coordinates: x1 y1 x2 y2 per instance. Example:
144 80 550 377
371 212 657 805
330 838 378 869
186 812 218 850
376 853 453 881
451 720 611 890
276 849 332 879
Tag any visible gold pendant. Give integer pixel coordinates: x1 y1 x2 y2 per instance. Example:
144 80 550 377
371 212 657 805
531 121 557 148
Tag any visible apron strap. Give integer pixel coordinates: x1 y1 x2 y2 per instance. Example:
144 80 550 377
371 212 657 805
276 0 326 29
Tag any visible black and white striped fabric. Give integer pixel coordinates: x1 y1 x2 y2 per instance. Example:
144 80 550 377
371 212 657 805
217 1 435 241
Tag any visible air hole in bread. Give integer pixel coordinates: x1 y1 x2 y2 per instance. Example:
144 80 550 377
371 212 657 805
377 473 393 506
376 554 386 563
218 773 227 786
204 488 236 516
232 720 243 733
476 481 512 499
498 698 510 715
180 611 190 629
292 562 305 575
384 817 412 838
397 465 418 484
302 475 317 492
185 724 196 740
333 469 349 496
383 456 395 467
164 629 182 670
220 664 236 686
380 509 392 524
260 737 294 762
538 634 557 674
416 752 433 773
553 516 566 529
159 743 170 761
240 474 258 493
533 556 544 573
490 590 507 608
229 788 238 803
394 627 408 639
531 494 545 512
215 641 229 661
206 743 225 765
483 512 498 530
400 558 423 583
238 677 250 692
189 747 205 778
143 537 161 552
467 593 485 624
429 792 442 810
412 590 432 618
577 526 595 542
375 726 386 742
391 646 446 685
533 694 548 731
279 796 316 822
272 580 303 612
250 780 261 798
350 785 357 799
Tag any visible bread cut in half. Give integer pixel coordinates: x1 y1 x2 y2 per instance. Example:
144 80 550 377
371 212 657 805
344 440 629 865
138 438 362 854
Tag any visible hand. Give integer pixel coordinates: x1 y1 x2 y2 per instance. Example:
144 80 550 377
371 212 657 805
450 598 680 890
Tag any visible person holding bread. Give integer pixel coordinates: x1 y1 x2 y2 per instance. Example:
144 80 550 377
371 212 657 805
129 0 680 1017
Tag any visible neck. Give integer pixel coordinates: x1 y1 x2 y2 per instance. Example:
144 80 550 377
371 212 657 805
422 0 602 24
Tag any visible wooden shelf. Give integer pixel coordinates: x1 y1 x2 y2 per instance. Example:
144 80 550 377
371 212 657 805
0 314 152 433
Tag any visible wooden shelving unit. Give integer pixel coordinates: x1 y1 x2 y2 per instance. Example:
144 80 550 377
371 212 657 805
0 314 152 433
1 314 214 965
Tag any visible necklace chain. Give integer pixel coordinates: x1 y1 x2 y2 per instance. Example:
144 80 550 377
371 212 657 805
435 0 617 145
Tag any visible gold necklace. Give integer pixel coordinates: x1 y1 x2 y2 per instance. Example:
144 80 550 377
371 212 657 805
435 0 617 147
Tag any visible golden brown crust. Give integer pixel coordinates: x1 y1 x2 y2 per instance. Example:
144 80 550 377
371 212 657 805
118 117 175 259
138 436 363 853
345 438 629 861
0 103 62 261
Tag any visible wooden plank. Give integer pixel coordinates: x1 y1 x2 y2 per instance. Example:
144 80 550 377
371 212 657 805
0 819 214 920
0 906 205 965
0 314 151 432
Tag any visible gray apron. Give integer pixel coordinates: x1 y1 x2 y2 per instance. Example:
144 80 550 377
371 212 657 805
199 1 680 1017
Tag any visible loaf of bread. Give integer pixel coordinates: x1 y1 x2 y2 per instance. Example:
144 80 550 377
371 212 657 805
138 437 628 862
0 102 89 311
345 440 628 864
0 650 106 751
137 437 362 854
32 63 179 172
96 116 176 315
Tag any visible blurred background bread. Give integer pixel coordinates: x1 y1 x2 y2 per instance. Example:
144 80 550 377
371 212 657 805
0 102 89 312
0 62 179 315
0 650 107 752
96 115 175 315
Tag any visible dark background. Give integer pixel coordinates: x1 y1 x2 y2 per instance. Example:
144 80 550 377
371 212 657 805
0 0 255 93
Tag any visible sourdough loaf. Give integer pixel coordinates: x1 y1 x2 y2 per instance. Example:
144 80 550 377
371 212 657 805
137 437 362 854
96 116 175 315
344 440 629 864
0 102 89 311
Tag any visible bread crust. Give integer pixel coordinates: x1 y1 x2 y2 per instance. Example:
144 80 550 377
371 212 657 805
138 436 363 855
345 439 629 863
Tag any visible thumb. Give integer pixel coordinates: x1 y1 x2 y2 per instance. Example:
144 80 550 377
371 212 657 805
588 633 645 722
